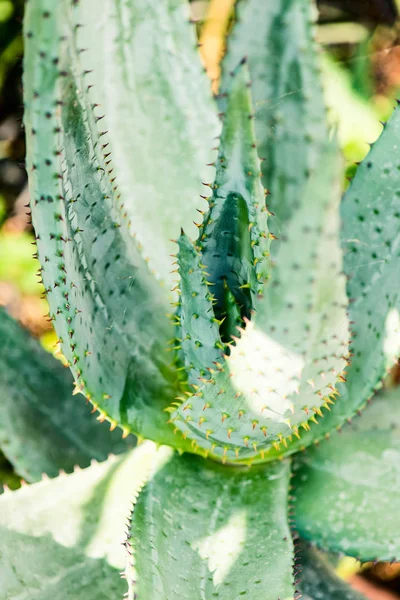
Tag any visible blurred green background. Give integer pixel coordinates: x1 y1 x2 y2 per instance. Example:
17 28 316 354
1 0 400 597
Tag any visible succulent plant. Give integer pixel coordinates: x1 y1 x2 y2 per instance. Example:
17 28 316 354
0 0 399 598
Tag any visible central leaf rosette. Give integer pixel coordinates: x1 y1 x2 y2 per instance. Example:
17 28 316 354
168 65 350 463
25 0 349 467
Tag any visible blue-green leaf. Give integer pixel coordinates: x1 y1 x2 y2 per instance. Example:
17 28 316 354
339 105 400 428
24 0 180 446
0 443 167 600
291 101 400 449
127 453 294 599
71 0 219 284
0 308 130 481
222 0 327 235
293 387 400 562
170 142 349 463
175 232 223 385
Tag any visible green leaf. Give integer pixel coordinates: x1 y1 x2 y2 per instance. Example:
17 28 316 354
253 101 400 456
126 453 294 600
339 104 400 431
221 0 328 234
175 232 224 385
24 0 181 446
0 308 130 482
198 62 271 323
170 143 349 463
168 64 270 462
297 542 367 600
0 442 167 600
247 85 400 456
250 140 349 441
293 387 400 562
166 11 347 462
70 0 219 285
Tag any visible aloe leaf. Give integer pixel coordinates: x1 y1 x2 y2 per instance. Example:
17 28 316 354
286 100 400 451
0 442 167 600
339 105 400 426
169 64 270 461
295 100 400 452
297 542 367 600
197 62 271 324
221 0 327 235
173 63 269 385
250 140 349 437
174 232 224 385
219 99 400 459
23 1 181 446
292 387 400 562
126 453 294 599
0 308 130 482
70 0 219 284
170 141 349 463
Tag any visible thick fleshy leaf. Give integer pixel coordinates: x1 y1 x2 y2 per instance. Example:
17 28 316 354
174 232 224 385
0 308 130 481
197 62 271 320
339 104 400 428
0 442 167 600
172 64 270 405
126 453 294 599
170 143 349 463
221 0 327 235
293 387 400 562
23 1 181 447
285 101 400 453
71 0 219 284
168 64 269 461
298 542 367 600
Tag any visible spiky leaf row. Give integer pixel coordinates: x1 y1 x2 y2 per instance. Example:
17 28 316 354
24 0 400 467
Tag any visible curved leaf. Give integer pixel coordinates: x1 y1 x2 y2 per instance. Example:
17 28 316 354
221 0 327 234
293 387 400 562
174 232 223 385
339 104 400 429
23 0 181 447
171 142 349 463
126 453 294 599
198 62 271 313
71 0 219 284
169 0 349 463
0 442 166 600
170 64 273 461
0 308 130 482
287 100 400 452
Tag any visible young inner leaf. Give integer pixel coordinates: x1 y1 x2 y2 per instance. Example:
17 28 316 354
193 61 270 347
202 191 253 342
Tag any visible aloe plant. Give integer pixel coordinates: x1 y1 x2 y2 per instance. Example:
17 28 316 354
1 0 399 597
